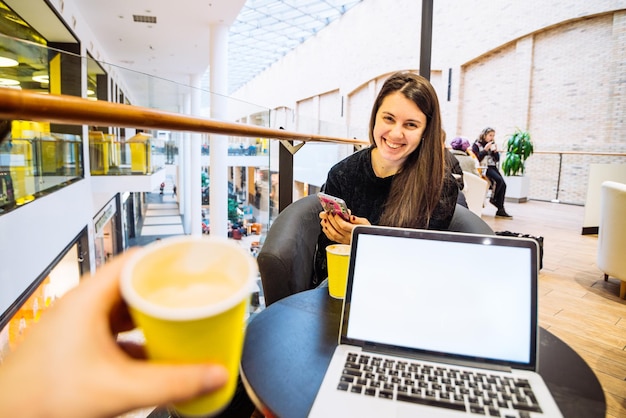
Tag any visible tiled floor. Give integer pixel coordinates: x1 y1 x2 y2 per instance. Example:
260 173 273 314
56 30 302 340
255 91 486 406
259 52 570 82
119 184 264 418
128 186 261 255
128 189 183 247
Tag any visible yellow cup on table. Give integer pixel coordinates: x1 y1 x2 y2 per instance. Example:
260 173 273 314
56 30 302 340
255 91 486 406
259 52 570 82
326 244 351 299
120 236 257 417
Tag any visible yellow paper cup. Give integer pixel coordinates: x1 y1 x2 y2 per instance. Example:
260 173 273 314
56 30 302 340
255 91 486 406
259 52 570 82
120 236 257 417
326 244 350 299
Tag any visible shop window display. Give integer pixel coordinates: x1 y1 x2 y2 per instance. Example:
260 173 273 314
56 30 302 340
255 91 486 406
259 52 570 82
0 277 52 361
0 245 81 364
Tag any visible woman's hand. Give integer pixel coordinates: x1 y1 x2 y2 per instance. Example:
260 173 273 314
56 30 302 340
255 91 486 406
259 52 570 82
0 250 228 418
319 211 370 244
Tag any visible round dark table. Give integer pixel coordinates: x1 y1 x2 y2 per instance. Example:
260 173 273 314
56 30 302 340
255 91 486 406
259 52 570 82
240 288 606 418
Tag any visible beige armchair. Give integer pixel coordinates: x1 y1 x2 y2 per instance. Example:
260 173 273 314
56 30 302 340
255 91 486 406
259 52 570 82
462 171 489 217
597 181 626 298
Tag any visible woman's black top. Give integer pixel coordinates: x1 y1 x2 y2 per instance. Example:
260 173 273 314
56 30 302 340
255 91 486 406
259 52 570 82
314 147 458 283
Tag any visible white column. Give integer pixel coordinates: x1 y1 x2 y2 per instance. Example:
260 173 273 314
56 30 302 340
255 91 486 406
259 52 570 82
233 166 241 194
182 92 192 234
190 74 203 236
514 36 534 129
209 23 230 238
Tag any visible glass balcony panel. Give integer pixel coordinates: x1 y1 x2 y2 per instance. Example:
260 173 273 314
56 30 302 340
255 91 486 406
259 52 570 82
1 33 368 236
0 120 83 214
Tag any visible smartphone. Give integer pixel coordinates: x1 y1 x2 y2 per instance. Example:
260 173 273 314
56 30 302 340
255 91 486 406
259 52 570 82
317 192 351 221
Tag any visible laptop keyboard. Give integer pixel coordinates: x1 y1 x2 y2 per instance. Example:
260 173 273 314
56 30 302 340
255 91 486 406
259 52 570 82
337 352 544 417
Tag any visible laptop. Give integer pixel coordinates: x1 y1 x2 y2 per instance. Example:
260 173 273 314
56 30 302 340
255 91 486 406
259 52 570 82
308 226 562 418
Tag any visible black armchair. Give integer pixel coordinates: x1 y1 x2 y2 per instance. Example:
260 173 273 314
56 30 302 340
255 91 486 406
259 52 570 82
257 198 494 306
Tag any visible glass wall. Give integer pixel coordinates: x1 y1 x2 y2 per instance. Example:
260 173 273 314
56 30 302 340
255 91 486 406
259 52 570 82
0 0 284 234
1 33 277 238
0 2 85 214
0 1 49 95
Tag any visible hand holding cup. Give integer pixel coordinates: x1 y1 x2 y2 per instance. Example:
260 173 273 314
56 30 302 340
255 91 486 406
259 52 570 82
121 236 257 417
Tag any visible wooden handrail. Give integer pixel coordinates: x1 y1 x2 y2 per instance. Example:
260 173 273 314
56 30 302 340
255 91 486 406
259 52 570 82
0 88 369 146
533 150 626 157
4 89 623 157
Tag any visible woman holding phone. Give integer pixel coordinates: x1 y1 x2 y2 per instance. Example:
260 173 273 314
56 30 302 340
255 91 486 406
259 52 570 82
472 127 512 218
315 71 458 281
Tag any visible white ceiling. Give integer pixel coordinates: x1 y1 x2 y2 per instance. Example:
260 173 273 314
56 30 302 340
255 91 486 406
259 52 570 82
73 0 362 94
74 0 247 85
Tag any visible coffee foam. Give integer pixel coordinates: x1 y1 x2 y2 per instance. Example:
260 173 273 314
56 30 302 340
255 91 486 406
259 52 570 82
327 244 351 256
142 275 240 308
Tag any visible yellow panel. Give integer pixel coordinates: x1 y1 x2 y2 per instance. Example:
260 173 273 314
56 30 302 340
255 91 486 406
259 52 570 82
49 53 61 95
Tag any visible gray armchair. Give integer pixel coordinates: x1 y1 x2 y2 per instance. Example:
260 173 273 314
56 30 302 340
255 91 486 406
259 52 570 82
257 197 494 306
257 195 322 306
448 202 495 235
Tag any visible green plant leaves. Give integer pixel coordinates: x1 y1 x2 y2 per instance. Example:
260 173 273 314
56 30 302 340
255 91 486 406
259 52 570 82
502 128 533 176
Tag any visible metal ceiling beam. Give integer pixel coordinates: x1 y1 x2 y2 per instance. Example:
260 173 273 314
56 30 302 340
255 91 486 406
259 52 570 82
419 0 433 80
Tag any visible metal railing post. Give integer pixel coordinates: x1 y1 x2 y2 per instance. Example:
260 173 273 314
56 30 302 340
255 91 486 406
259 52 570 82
278 140 305 212
552 153 563 203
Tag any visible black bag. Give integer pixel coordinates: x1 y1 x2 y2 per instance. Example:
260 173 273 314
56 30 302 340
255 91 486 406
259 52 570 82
495 231 544 270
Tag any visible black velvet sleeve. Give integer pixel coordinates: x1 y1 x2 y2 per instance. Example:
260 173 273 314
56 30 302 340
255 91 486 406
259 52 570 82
446 149 464 190
313 148 457 282
473 142 488 163
428 170 458 230
315 149 380 283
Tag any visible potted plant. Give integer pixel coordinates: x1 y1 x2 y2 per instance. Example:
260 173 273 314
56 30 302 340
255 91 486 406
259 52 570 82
501 128 533 202
502 128 534 176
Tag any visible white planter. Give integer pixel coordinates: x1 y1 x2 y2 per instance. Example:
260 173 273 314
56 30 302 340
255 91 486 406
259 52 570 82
504 175 530 203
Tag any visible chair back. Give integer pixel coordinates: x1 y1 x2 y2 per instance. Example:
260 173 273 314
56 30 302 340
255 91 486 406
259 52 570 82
597 181 626 284
462 171 489 217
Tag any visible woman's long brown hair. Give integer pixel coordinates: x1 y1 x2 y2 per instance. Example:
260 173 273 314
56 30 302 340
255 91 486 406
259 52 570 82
369 72 445 228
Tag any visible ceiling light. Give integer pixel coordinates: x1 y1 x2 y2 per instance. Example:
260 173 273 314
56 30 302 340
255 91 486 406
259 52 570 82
0 51 18 67
0 77 20 86
32 70 49 83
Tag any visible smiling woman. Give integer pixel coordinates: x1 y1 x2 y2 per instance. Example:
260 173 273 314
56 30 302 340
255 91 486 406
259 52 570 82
370 91 427 177
314 70 459 282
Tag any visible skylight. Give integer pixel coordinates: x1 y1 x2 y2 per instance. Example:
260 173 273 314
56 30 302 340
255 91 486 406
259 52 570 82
227 0 362 93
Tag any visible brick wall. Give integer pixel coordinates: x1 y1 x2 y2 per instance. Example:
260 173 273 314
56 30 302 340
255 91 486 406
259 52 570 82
457 12 626 203
232 1 626 200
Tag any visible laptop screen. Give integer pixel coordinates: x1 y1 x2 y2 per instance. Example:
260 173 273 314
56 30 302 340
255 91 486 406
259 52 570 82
341 226 538 370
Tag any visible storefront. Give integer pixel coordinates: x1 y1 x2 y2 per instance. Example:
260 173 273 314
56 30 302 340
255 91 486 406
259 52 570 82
93 196 121 268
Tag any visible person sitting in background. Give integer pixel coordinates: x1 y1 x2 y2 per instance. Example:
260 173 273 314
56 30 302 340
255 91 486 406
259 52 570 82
450 136 480 177
315 71 458 282
472 127 512 218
